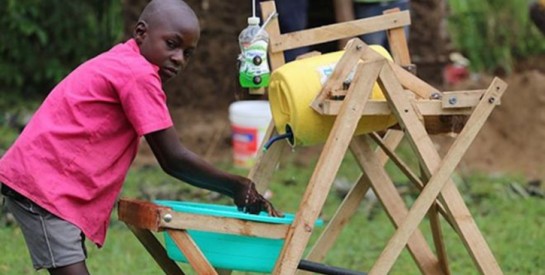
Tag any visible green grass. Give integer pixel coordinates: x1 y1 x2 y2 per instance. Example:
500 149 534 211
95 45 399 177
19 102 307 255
1 112 544 274
2 146 544 274
447 0 545 73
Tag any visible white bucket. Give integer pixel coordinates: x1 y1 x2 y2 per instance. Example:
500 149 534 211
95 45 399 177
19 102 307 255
229 100 272 169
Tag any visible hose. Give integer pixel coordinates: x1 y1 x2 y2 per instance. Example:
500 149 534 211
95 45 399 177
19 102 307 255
262 131 293 151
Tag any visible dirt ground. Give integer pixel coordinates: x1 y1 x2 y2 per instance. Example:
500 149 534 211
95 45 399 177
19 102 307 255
450 62 545 180
130 0 545 181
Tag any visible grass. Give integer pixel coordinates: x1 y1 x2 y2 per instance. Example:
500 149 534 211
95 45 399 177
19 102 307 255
1 144 544 274
0 98 543 274
447 0 545 73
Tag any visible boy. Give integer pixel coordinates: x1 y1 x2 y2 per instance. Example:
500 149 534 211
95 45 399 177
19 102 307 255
0 0 280 274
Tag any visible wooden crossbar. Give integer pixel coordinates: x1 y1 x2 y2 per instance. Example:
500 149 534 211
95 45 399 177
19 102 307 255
319 97 487 116
158 208 289 239
268 11 410 54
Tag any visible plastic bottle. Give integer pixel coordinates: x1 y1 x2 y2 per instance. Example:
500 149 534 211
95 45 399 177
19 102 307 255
238 16 270 88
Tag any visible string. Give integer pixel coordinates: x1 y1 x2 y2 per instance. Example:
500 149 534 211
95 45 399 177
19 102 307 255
252 0 256 18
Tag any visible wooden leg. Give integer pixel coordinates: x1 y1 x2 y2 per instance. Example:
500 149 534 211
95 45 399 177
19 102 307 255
421 166 451 275
248 121 288 193
351 135 444 275
167 229 218 275
273 60 386 274
369 67 506 274
428 203 450 275
304 130 404 264
304 174 372 264
215 269 232 275
373 129 405 165
370 132 454 229
126 224 185 275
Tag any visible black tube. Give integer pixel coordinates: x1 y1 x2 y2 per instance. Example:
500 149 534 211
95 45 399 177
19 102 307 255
262 131 293 151
297 259 367 275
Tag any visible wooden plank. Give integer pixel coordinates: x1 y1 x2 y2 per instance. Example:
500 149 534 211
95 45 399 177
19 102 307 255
351 135 444 275
401 78 508 275
390 61 439 99
320 98 475 116
248 121 289 192
302 129 404 264
442 90 495 108
261 1 285 70
424 80 507 275
269 11 410 53
158 209 289 239
420 165 451 275
273 60 385 274
428 203 450 275
167 229 218 275
215 269 232 275
246 1 289 191
374 129 404 166
369 132 453 227
118 198 166 231
126 224 184 275
385 8 411 66
216 269 232 275
310 39 370 113
371 133 422 187
369 66 506 274
305 174 371 263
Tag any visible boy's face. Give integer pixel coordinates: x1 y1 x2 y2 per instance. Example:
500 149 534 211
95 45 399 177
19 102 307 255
135 12 200 83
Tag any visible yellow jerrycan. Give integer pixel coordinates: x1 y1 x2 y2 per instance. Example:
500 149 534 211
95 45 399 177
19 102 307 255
268 45 398 147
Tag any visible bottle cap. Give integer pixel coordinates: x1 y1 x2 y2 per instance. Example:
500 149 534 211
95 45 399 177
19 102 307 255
248 16 260 25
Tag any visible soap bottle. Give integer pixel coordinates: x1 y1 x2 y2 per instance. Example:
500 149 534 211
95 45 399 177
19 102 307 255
238 16 270 88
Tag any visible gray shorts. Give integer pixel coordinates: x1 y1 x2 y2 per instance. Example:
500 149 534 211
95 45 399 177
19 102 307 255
3 188 87 270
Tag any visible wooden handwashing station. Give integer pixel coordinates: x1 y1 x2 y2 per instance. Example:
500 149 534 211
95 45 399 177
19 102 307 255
119 1 507 274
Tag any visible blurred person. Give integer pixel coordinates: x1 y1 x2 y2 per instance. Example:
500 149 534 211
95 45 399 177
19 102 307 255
334 0 410 50
257 0 309 62
530 0 545 35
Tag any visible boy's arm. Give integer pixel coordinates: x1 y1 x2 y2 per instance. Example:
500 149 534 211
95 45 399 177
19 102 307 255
144 127 281 216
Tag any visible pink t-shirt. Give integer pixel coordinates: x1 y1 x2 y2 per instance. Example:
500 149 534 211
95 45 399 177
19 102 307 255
0 39 173 246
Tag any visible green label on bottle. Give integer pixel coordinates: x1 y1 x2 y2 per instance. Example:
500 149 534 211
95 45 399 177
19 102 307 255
239 40 270 88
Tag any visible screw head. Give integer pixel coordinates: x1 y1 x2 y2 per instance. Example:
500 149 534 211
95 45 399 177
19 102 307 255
430 92 442 100
163 213 173 223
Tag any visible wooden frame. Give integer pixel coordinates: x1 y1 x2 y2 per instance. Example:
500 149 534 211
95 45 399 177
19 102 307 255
119 1 506 274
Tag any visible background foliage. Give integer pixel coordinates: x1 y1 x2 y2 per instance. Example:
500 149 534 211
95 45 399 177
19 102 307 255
447 0 545 73
2 0 545 100
0 0 123 97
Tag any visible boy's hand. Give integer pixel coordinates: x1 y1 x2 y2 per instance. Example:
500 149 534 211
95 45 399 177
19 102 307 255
234 179 283 217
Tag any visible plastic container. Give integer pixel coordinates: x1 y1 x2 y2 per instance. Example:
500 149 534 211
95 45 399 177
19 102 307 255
154 200 323 273
229 100 272 168
238 16 270 88
268 46 398 147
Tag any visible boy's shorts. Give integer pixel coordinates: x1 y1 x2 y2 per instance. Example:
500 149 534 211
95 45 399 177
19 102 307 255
1 184 87 270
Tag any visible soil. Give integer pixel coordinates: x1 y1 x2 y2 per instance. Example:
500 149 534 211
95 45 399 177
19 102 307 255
129 0 545 181
447 61 545 180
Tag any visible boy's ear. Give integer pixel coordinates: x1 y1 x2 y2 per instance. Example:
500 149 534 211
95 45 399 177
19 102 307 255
133 21 148 44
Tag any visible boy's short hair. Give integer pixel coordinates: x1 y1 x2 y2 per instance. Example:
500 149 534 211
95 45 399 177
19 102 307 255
139 0 197 28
